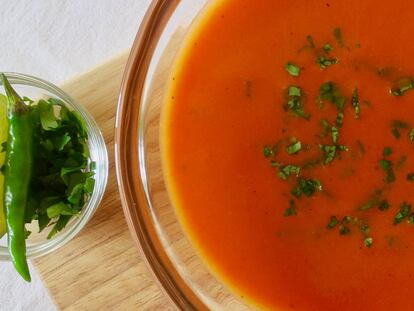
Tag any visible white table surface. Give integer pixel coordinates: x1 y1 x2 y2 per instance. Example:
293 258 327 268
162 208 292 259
0 1 150 310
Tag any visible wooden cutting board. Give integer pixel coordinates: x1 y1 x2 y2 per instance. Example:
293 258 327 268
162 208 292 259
32 53 174 311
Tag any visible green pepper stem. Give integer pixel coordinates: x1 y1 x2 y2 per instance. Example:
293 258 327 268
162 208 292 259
0 73 29 115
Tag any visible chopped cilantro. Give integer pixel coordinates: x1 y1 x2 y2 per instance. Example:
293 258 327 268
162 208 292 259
321 145 336 164
320 119 330 137
379 159 395 183
391 121 409 139
285 62 301 77
409 128 414 141
277 165 301 180
331 126 339 144
306 35 315 48
288 86 301 96
291 178 322 198
263 147 272 158
319 82 346 111
392 128 401 139
397 155 407 168
379 200 390 211
364 237 373 248
383 147 392 157
286 140 302 155
264 146 275 158
407 173 414 181
409 214 414 224
359 189 382 211
342 216 352 224
339 225 350 235
316 56 338 69
379 159 391 170
284 200 297 217
352 88 360 118
392 120 409 129
284 86 310 120
333 27 345 47
390 78 414 96
323 43 333 53
360 224 370 234
394 202 411 225
335 112 344 128
327 216 339 229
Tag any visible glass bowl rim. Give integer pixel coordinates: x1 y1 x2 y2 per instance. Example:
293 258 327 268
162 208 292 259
0 72 109 260
115 1 211 310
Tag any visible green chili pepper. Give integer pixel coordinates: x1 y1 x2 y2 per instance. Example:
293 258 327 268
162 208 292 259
1 74 33 282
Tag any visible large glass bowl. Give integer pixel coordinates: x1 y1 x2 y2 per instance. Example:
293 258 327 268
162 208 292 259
0 72 108 260
115 1 251 309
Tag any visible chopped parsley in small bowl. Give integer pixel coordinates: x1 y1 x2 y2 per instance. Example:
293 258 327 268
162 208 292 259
0 73 108 281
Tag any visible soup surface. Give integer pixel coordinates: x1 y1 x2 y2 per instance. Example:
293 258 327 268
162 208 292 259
162 0 414 309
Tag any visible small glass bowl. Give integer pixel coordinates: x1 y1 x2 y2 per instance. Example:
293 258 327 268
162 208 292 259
0 72 108 260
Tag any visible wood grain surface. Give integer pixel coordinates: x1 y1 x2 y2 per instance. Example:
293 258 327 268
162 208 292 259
32 53 173 311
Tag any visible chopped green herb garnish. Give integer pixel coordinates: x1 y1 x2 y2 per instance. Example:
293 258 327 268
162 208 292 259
291 178 322 198
360 224 370 234
391 121 409 139
359 189 382 211
320 119 330 137
323 43 333 53
390 78 414 96
319 82 346 111
409 129 414 141
286 141 302 155
392 128 401 139
288 86 301 97
379 159 395 183
339 225 350 235
408 214 414 224
393 202 411 225
277 165 301 180
397 155 407 168
335 112 344 128
333 27 345 47
327 216 339 229
263 144 279 158
379 159 391 170
379 200 390 211
284 200 297 217
352 88 360 118
331 126 339 144
263 147 272 158
407 173 414 181
321 145 336 164
316 56 338 69
306 35 315 48
359 224 370 234
342 216 352 225
391 120 409 129
284 86 310 120
270 160 280 167
364 237 373 248
383 147 392 157
285 62 301 77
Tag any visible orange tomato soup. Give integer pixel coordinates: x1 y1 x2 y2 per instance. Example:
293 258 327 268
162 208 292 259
162 1 414 309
